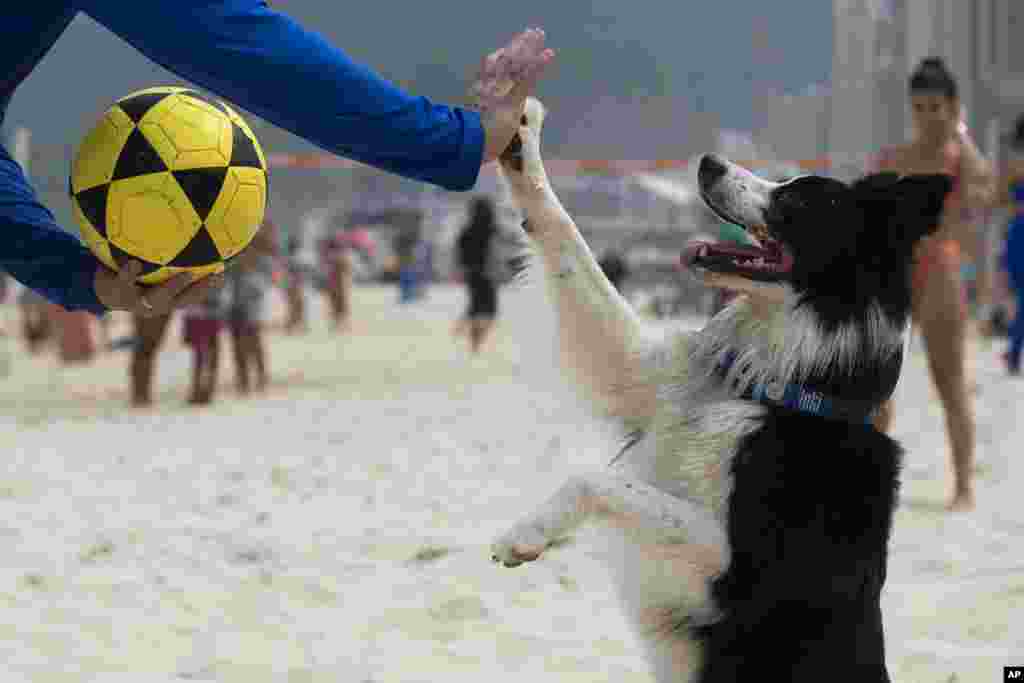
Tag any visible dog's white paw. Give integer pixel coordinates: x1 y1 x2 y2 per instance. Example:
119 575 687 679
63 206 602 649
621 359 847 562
498 98 547 185
490 523 549 568
522 97 546 131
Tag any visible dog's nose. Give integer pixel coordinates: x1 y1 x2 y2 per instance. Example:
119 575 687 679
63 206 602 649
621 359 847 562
698 154 728 188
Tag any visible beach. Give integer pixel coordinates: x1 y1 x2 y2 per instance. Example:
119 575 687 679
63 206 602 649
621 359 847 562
0 281 1019 682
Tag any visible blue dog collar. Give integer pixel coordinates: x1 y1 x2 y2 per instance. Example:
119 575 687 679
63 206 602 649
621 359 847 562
716 351 876 424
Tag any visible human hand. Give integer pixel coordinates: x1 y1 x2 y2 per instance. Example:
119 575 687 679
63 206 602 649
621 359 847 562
471 28 555 163
93 260 224 317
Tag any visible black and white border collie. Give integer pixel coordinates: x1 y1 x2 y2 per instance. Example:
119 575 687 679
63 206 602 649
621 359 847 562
490 98 951 682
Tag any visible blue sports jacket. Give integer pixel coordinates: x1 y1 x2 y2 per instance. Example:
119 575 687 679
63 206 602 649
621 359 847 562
1 1 485 314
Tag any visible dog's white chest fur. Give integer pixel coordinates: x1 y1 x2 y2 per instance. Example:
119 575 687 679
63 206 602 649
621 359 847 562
618 395 764 520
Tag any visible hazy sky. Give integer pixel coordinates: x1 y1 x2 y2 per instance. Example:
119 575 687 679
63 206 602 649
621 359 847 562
4 1 832 156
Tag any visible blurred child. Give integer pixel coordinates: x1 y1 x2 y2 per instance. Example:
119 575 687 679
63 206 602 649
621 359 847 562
183 287 227 405
228 223 278 393
284 235 308 334
395 225 422 304
321 230 354 331
18 286 51 354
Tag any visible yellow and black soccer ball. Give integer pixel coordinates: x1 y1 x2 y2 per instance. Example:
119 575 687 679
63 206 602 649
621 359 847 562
70 86 268 284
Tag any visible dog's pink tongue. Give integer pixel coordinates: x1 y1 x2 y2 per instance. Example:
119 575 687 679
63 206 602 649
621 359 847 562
681 241 711 268
778 247 795 272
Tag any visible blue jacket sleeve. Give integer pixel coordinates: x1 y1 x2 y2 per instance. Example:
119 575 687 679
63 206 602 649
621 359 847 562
0 149 106 315
80 0 486 191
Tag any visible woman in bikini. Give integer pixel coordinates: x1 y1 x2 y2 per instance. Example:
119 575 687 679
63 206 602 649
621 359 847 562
872 57 995 512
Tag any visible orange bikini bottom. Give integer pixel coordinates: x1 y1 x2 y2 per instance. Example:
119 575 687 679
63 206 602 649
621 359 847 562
912 239 966 317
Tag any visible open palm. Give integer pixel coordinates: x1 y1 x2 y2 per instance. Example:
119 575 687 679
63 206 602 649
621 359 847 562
471 28 555 163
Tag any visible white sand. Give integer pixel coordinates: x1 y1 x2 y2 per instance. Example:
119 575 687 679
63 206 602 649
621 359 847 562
0 282 1019 682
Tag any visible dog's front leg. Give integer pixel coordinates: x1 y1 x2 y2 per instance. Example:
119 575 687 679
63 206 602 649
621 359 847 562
491 471 727 569
500 99 667 431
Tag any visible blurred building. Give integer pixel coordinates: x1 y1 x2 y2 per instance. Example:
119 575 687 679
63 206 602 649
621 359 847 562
830 0 1024 179
829 0 906 178
754 84 831 165
559 96 719 164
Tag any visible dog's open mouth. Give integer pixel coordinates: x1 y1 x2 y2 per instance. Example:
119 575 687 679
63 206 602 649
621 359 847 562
681 233 794 282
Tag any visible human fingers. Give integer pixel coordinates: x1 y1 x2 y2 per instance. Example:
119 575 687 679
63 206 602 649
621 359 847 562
506 47 555 102
517 28 546 61
477 37 513 100
491 28 535 76
138 272 194 315
477 29 537 105
118 259 145 285
475 52 508 104
504 29 545 80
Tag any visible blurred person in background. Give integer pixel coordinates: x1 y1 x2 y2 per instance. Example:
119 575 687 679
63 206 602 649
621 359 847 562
413 235 434 301
321 228 355 331
454 197 500 353
18 286 52 355
183 285 228 405
284 234 309 334
129 310 172 407
395 225 423 304
599 246 629 293
228 220 279 395
871 57 995 512
0 271 10 376
995 114 1024 375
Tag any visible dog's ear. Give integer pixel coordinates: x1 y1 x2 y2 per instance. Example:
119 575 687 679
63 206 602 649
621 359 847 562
853 173 953 245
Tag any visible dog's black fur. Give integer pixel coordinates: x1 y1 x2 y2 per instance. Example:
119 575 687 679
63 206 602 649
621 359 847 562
695 413 900 681
773 172 948 326
761 173 949 403
692 171 951 682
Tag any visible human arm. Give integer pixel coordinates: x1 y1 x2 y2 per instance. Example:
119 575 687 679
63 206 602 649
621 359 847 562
81 1 552 191
957 128 997 207
992 169 1012 210
993 156 1024 209
0 149 221 317
0 140 105 313
0 212 106 316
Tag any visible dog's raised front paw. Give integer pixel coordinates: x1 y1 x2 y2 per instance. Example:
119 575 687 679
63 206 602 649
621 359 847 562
490 523 548 568
497 98 546 182
498 118 526 173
